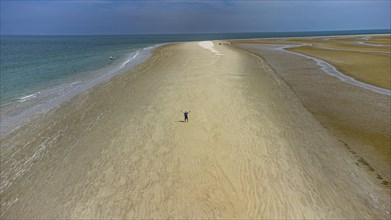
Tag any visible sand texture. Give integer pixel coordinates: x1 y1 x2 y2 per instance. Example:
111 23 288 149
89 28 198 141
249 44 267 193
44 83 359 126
233 36 390 189
1 41 390 219
234 35 391 90
287 46 390 90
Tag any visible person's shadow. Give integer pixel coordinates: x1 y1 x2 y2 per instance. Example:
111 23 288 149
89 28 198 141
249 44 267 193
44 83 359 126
176 120 186 123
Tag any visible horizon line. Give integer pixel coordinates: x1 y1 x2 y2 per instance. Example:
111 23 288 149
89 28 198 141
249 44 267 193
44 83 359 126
1 29 390 37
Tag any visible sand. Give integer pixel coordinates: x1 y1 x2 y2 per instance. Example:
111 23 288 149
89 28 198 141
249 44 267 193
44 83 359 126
287 46 390 89
1 41 390 219
198 41 223 55
239 35 391 90
233 36 391 187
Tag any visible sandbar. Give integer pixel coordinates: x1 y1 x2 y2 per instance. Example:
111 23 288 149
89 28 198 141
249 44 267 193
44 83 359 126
1 40 390 219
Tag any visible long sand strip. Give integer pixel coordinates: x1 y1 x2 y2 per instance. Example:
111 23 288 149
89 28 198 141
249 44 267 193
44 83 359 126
1 41 390 219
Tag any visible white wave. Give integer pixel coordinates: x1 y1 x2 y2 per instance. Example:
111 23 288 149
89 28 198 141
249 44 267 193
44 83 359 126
119 50 141 69
143 46 155 51
70 81 81 86
18 93 39 102
121 59 132 69
132 51 140 59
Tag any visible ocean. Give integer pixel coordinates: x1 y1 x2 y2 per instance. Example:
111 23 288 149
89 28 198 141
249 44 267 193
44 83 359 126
0 30 389 134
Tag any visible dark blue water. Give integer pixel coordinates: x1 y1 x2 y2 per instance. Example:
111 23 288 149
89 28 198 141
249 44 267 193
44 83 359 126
1 29 389 133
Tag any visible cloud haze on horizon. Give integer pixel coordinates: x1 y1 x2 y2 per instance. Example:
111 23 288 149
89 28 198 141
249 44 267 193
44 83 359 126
1 0 390 35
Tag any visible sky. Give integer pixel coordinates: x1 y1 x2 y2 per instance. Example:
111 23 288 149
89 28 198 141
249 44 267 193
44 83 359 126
1 0 390 35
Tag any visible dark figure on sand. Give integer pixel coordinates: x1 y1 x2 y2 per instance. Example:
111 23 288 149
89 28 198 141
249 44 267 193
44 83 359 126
183 111 190 122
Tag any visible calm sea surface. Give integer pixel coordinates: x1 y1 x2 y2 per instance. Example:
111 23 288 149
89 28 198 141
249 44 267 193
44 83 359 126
0 30 389 133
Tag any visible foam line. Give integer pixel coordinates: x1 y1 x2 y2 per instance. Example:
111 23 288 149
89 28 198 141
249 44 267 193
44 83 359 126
18 93 39 102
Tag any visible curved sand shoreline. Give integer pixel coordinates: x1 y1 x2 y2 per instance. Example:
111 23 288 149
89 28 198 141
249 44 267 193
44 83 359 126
282 44 390 95
1 41 390 218
0 44 162 137
232 35 391 91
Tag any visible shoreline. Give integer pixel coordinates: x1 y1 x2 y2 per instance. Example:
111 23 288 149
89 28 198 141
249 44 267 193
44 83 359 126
1 36 390 218
0 43 163 136
228 34 391 95
1 33 389 136
281 44 390 95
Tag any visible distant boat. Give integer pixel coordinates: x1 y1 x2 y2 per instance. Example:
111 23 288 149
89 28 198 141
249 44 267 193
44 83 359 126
110 56 116 60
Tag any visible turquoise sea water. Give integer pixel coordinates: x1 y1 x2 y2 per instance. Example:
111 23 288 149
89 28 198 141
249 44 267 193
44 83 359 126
0 30 389 133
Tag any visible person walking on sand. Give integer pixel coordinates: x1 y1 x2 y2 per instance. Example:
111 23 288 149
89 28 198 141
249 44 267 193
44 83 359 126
182 111 190 122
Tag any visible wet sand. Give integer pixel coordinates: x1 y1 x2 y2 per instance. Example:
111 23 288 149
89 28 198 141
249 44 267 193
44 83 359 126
233 34 391 187
234 35 391 89
287 46 390 89
1 41 390 219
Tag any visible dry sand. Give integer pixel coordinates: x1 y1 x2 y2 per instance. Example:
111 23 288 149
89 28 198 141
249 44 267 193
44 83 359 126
1 41 390 219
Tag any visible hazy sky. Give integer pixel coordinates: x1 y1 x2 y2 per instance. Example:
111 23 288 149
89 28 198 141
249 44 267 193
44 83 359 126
1 0 390 35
